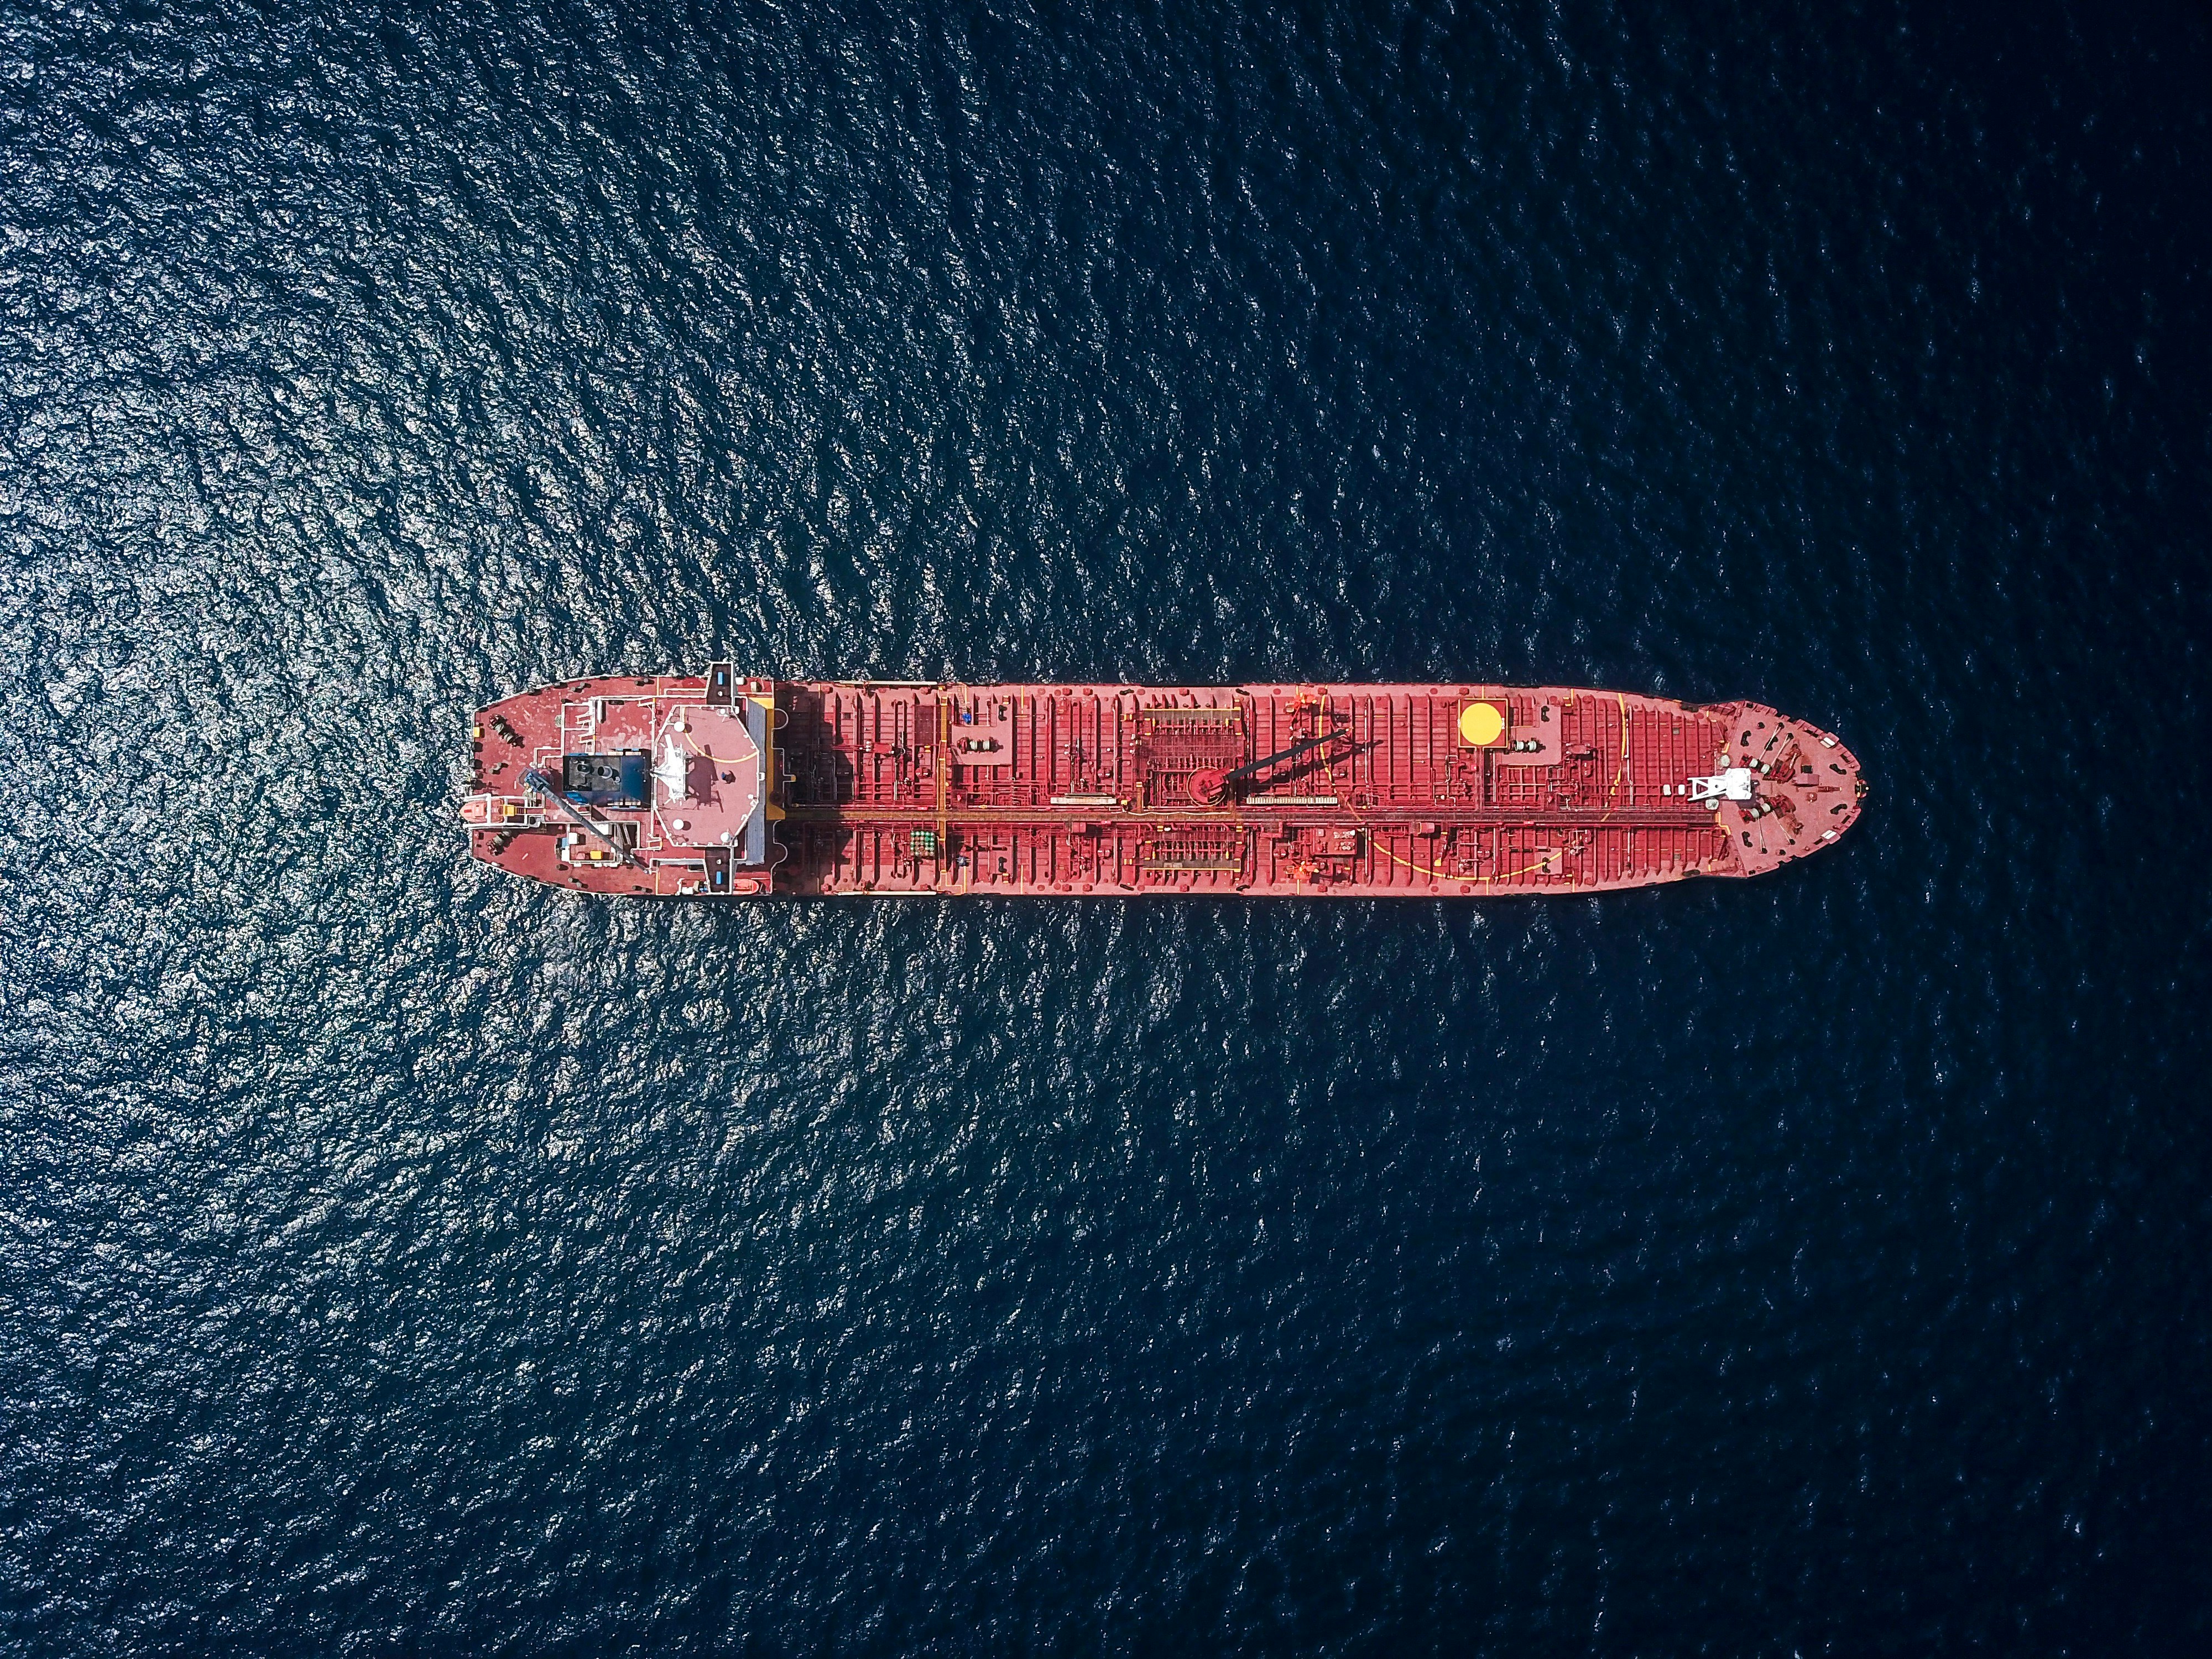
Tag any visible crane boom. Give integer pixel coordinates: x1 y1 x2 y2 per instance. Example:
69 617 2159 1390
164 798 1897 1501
524 769 631 865
1225 725 1350 786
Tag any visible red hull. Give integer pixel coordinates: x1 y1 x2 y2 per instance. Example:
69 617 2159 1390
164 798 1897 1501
462 670 1866 898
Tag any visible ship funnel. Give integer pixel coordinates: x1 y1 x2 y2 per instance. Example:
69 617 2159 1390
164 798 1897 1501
655 734 690 804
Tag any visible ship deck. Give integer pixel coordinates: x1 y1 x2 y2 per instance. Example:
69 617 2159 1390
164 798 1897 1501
463 674 1865 899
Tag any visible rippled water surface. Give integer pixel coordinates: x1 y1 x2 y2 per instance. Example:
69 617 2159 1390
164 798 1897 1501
4 1 2210 1651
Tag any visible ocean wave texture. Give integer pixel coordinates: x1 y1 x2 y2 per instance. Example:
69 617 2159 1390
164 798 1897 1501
3 1 2209 1653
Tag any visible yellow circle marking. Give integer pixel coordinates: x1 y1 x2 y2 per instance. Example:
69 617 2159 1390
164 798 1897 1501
1458 701 1506 747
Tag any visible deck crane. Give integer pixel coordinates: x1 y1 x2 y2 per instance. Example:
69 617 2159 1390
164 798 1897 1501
523 769 632 865
1188 725 1353 805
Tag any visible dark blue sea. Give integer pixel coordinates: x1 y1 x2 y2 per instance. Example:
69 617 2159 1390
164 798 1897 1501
4 1 2210 1652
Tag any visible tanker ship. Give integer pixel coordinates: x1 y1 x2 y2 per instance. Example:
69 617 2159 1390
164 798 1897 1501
461 667 1866 898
